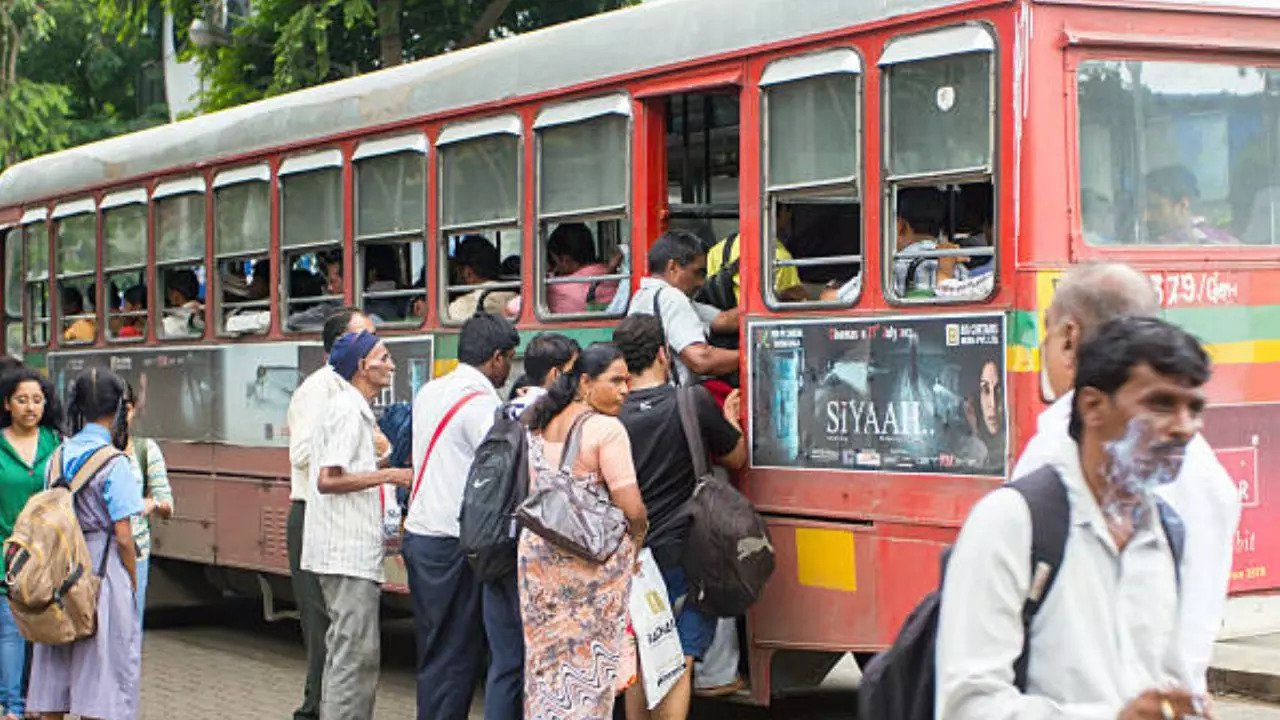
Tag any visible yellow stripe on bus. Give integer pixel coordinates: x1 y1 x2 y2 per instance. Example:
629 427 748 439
794 528 857 593
1008 339 1280 374
434 358 459 378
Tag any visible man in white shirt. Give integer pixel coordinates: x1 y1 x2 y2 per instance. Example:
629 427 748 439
404 312 520 720
1014 262 1240 694
937 315 1213 719
303 330 411 720
627 230 738 386
285 307 375 720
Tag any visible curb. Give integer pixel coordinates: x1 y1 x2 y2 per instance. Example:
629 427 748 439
1210 666 1280 704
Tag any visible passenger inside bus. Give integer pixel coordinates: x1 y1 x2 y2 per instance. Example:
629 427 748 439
704 205 808 307
116 285 146 339
364 245 406 322
507 223 619 316
224 258 272 335
286 253 343 331
161 269 205 338
447 235 518 320
954 183 994 277
892 187 964 298
61 286 96 342
1144 165 1239 245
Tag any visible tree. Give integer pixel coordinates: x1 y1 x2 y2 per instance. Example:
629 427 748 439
97 0 637 114
0 0 167 169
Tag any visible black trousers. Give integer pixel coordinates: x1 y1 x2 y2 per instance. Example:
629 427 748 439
287 500 330 720
402 532 523 720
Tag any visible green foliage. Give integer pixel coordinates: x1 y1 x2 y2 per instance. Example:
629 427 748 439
98 0 637 113
0 0 167 169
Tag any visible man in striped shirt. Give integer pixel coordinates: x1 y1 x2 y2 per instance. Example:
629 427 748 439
286 307 375 720
302 331 412 720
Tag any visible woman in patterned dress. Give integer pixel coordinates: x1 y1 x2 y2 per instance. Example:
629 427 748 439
519 344 648 720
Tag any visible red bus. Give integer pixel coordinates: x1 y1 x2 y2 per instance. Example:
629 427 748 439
0 0 1276 703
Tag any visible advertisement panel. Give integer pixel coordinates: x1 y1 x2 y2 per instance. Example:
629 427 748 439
48 336 435 448
1202 404 1280 594
749 314 1008 476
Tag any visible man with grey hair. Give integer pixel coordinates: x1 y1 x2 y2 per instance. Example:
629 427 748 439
1013 261 1240 694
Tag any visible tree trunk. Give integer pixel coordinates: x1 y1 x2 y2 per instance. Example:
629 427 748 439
377 0 402 68
458 0 512 49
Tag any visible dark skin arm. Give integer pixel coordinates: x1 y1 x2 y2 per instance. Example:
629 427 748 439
679 344 739 378
709 306 740 335
114 518 137 592
715 389 748 471
318 466 412 494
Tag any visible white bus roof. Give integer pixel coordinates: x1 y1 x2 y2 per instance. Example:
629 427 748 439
0 0 1271 209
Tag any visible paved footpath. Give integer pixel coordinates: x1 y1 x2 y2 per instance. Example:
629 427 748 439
134 612 1280 720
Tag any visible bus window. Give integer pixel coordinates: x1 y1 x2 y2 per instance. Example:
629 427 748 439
882 26 996 303
280 152 344 332
354 136 427 326
534 96 630 319
102 190 148 342
157 176 209 340
5 229 22 355
213 170 269 336
53 201 97 345
1077 60 1280 247
438 117 521 323
21 218 48 347
761 49 862 306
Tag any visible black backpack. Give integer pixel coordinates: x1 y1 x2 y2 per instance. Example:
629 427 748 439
695 234 739 312
458 404 529 582
676 387 774 617
857 465 1186 720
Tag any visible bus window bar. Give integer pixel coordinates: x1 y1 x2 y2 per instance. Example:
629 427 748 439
25 272 49 282
55 271 95 281
107 310 148 319
668 204 740 221
156 253 206 265
774 254 864 268
362 289 426 300
439 218 520 234
885 167 992 186
281 239 343 254
355 229 426 244
543 273 629 286
765 176 858 195
62 312 96 321
447 281 521 293
105 264 147 274
537 204 628 223
284 293 343 307
214 250 270 262
895 247 994 260
221 300 270 310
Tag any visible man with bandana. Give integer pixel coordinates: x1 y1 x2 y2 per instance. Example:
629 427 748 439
937 316 1214 719
302 330 413 720
1021 262 1240 696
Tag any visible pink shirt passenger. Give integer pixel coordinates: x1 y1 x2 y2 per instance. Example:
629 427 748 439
506 264 618 316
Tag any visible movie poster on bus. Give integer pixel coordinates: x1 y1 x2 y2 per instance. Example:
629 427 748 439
220 344 301 447
748 314 1007 476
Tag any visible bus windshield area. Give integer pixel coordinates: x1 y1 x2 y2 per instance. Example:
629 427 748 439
1077 60 1280 247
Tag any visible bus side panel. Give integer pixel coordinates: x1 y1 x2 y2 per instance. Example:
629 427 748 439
149 472 217 564
214 475 291 573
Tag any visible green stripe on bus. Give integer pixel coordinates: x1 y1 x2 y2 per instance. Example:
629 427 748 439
1160 305 1280 346
431 325 618 359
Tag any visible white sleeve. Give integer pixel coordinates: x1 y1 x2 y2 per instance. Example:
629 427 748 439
935 489 1116 720
288 380 318 470
659 290 709 354
1158 436 1242 693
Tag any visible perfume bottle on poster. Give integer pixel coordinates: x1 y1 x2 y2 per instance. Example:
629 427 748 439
772 347 803 463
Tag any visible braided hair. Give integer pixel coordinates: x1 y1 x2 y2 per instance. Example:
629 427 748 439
65 367 130 450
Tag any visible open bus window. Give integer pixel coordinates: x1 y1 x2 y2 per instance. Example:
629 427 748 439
21 221 48 347
883 29 996 304
761 53 862 306
438 121 521 323
280 157 344 332
666 93 739 250
213 173 268 337
1078 60 1280 247
103 197 148 341
535 102 630 319
54 209 97 345
355 140 427 325
534 219 627 316
157 180 208 340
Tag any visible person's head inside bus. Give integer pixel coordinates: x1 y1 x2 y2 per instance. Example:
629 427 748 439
1040 261 1158 402
118 285 147 338
1144 165 1237 245
892 187 954 296
165 269 201 310
547 223 598 277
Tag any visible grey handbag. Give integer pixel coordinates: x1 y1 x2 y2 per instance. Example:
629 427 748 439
516 411 628 564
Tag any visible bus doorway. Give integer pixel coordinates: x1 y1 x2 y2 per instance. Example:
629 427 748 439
662 91 741 250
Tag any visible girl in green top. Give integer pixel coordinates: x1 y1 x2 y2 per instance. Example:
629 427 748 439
0 367 61 720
